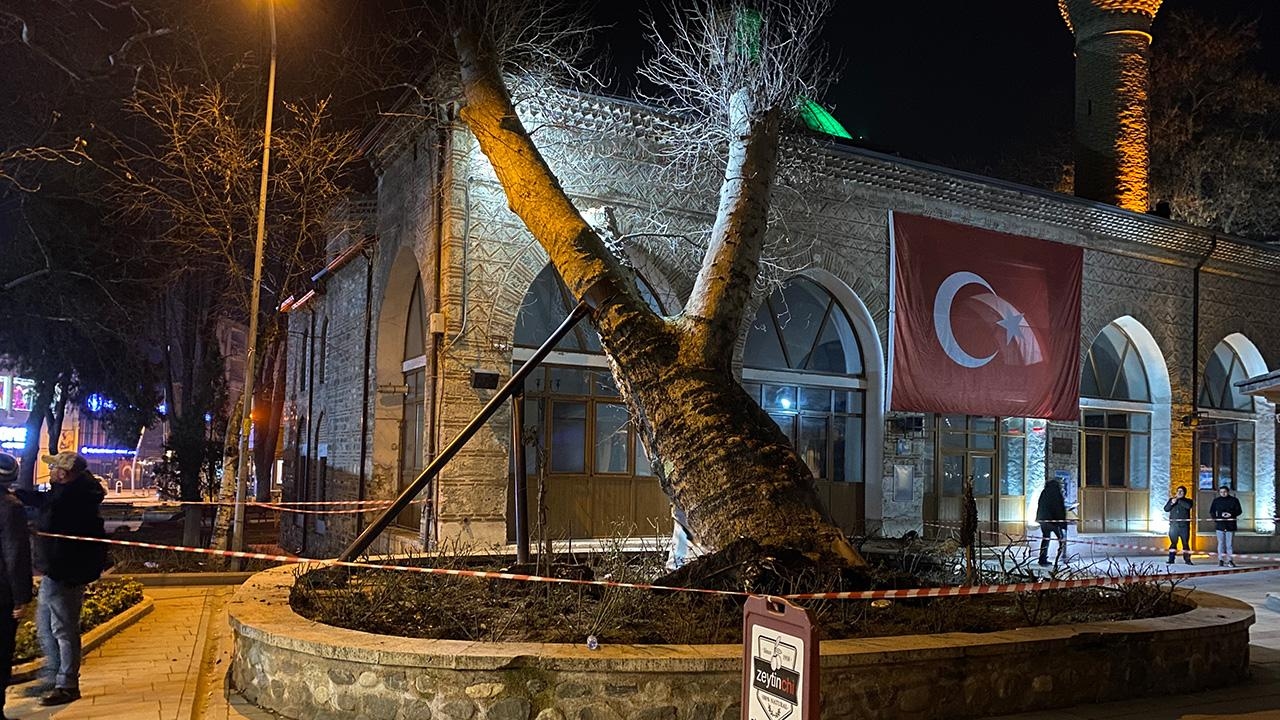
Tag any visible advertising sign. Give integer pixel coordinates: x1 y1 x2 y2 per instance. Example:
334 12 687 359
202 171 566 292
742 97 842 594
742 596 818 720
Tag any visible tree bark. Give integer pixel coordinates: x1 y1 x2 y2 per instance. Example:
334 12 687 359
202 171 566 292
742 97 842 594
253 339 286 502
18 376 56 490
211 395 243 553
452 24 860 566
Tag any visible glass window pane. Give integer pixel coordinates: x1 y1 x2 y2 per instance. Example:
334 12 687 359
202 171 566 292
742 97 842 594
515 265 580 351
972 417 996 450
1083 412 1105 428
1218 441 1234 489
941 414 966 448
743 383 762 404
743 301 789 370
828 307 864 375
777 282 829 372
635 439 654 477
522 365 547 394
1198 441 1216 490
1129 433 1149 489
594 403 630 474
522 397 544 476
1106 413 1128 429
1118 340 1150 402
769 413 794 440
1001 435 1025 495
808 309 849 374
549 402 586 473
832 416 863 483
797 417 829 480
550 367 589 396
798 387 830 412
1237 441 1254 492
942 455 964 496
763 385 797 412
972 456 994 496
593 372 619 396
1106 435 1127 488
1090 329 1124 399
1084 434 1103 487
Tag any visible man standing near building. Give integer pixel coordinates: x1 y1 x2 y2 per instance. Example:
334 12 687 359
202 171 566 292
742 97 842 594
1210 484 1243 568
1164 486 1194 565
0 452 32 720
24 452 106 707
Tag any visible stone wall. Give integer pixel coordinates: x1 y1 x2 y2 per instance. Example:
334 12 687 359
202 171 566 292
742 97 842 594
230 566 1253 720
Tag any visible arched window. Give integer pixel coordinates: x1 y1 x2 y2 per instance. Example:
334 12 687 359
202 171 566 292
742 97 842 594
1079 322 1155 532
742 277 866 485
510 264 668 539
398 275 429 531
1196 340 1257 528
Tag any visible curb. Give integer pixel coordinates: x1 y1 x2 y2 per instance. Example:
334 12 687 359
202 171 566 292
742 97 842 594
11 596 155 683
107 572 255 587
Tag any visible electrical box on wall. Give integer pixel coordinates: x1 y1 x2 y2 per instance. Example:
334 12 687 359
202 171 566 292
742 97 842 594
429 312 447 335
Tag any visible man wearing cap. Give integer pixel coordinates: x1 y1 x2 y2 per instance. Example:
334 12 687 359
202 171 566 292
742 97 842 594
0 453 32 720
24 451 106 707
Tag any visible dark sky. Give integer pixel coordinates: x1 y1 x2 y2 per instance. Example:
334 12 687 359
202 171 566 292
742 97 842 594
588 1 1280 170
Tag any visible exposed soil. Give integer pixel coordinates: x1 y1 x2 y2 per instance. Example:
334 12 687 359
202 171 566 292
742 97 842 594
290 540 1190 646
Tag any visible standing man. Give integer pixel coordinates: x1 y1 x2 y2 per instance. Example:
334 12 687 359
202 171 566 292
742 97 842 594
1210 484 1243 567
1036 479 1068 567
25 452 106 707
1164 486 1194 565
0 453 32 720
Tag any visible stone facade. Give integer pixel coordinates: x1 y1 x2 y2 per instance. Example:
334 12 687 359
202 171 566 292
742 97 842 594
230 566 1253 720
280 90 1280 558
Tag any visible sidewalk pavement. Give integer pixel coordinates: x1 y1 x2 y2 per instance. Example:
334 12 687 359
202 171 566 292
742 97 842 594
2 585 274 719
2 546 1278 719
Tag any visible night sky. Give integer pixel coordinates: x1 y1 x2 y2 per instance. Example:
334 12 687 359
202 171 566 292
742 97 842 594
588 0 1280 171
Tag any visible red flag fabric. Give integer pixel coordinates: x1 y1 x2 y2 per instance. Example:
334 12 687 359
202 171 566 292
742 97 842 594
889 213 1083 420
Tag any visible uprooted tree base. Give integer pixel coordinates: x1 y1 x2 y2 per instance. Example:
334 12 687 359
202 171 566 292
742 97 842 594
289 540 1190 645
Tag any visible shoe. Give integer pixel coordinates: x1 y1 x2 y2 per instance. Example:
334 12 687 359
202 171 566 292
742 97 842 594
40 687 80 706
1219 560 1225 567
1037 560 1050 567
1229 561 1237 568
1184 559 1194 566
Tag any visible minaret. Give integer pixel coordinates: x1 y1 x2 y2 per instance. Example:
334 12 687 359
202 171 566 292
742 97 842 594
1058 0 1163 212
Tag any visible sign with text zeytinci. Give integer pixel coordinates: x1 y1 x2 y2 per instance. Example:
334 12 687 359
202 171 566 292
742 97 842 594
742 596 818 720
889 212 1083 420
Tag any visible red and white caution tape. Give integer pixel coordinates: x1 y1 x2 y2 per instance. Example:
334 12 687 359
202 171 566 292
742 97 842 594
37 531 1280 602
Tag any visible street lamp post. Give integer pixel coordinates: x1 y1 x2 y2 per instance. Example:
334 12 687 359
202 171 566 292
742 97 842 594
232 0 277 556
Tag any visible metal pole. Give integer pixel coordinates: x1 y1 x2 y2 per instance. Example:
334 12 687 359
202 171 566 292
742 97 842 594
232 0 277 556
338 300 591 563
512 389 529 564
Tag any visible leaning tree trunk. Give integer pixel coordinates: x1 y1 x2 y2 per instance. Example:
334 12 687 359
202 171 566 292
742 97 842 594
18 375 56 490
453 22 860 566
253 342 286 502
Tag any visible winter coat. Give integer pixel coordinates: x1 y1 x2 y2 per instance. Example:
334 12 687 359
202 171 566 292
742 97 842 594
1163 497 1194 534
23 471 107 585
1209 495 1243 533
0 489 32 608
1036 482 1067 528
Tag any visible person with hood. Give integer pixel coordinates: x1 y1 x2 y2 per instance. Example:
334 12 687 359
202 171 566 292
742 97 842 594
1036 479 1068 567
1164 485 1194 565
1209 484 1243 567
20 452 106 707
0 453 32 720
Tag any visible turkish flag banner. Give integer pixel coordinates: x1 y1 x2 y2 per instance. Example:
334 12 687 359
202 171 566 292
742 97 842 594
889 212 1083 420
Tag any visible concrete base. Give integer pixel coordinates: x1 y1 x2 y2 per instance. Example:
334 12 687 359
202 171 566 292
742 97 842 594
229 565 1254 720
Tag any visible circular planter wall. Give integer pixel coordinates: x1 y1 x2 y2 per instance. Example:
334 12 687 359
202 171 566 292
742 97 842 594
229 565 1253 720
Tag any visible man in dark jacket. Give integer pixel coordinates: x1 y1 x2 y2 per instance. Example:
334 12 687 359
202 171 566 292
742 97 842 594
1164 486 1194 565
1036 479 1068 567
0 453 32 720
24 452 106 707
1210 484 1243 567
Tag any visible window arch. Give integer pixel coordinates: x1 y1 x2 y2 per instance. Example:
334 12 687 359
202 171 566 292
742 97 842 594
514 264 666 351
318 318 329 384
1081 324 1150 402
404 276 427 362
1200 341 1253 412
741 278 867 488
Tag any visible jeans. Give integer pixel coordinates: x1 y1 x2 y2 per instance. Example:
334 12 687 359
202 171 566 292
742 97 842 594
36 577 84 690
1216 530 1235 560
1168 525 1191 551
1039 523 1065 563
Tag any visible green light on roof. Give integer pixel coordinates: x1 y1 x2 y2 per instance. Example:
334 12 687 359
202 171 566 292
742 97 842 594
798 98 853 139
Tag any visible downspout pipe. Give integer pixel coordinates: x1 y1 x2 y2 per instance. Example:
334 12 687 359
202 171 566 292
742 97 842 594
1189 236 1218 503
356 244 376 534
302 307 317 554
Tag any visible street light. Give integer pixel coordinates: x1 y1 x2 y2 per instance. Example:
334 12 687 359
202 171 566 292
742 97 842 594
232 0 277 556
